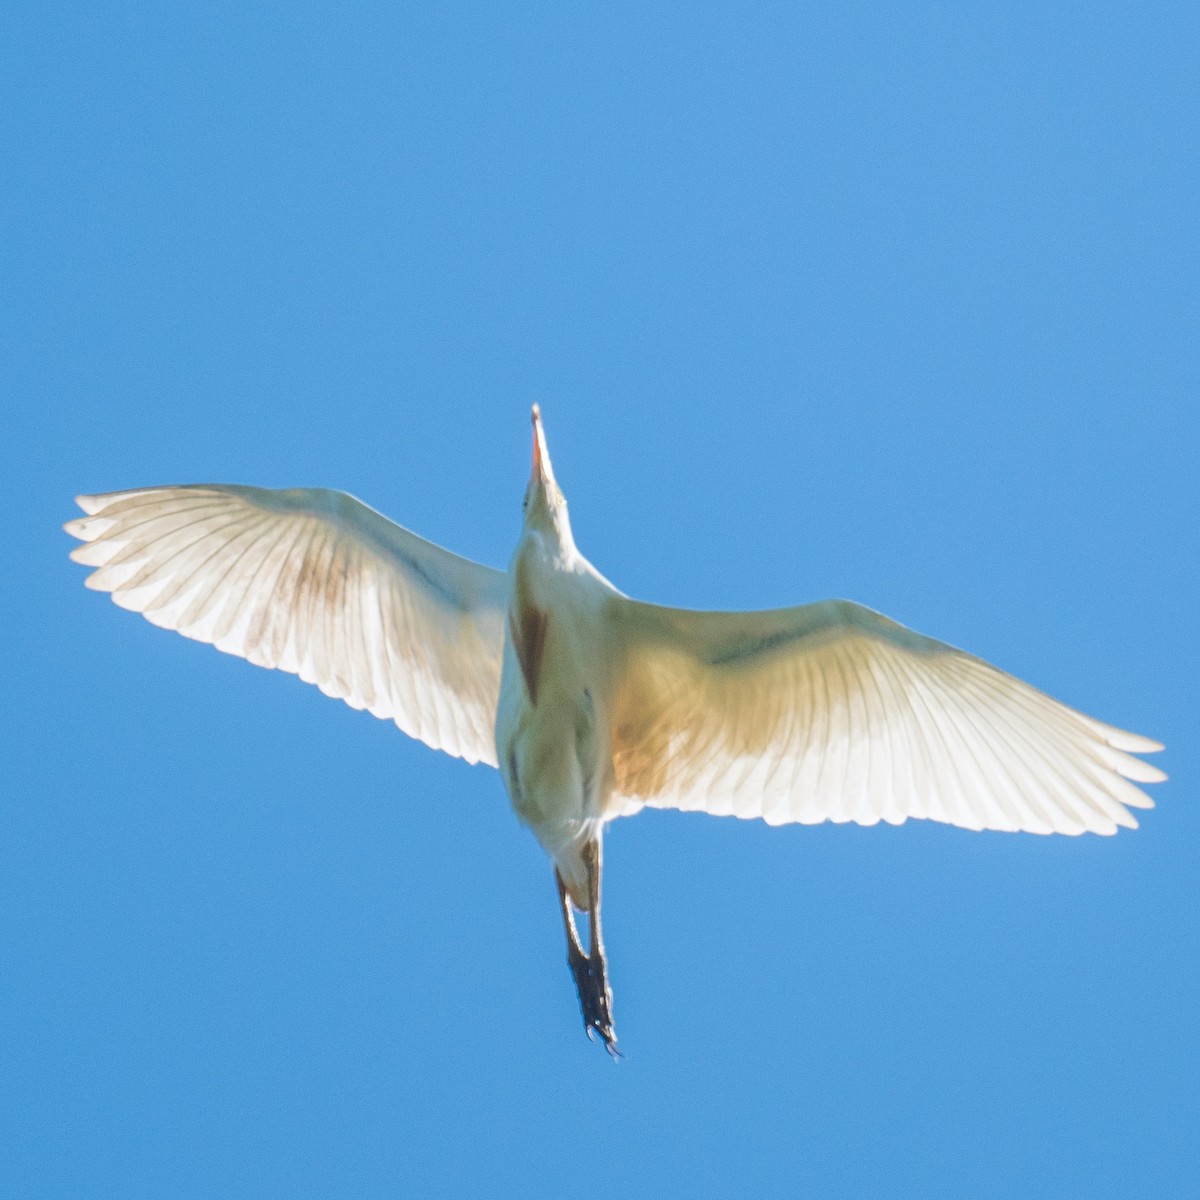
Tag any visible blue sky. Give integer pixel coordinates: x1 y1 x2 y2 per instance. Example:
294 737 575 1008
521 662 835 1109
4 3 1197 1196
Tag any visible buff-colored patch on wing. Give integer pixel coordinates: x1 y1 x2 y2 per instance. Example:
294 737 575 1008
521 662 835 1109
610 646 693 802
608 632 804 807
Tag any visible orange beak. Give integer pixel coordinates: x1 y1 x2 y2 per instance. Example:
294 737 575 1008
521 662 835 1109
530 404 551 484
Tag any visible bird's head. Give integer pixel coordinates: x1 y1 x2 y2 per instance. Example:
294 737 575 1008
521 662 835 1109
522 405 575 548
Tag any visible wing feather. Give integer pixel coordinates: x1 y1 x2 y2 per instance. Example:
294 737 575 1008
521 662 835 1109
608 597 1164 835
67 484 507 766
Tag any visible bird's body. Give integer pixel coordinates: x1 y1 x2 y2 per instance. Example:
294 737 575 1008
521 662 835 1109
497 524 616 906
66 407 1166 1054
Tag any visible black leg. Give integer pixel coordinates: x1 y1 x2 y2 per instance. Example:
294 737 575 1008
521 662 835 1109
556 867 591 1010
583 839 619 1057
555 842 620 1057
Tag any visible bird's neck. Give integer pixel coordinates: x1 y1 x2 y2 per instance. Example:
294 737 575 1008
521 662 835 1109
519 516 578 565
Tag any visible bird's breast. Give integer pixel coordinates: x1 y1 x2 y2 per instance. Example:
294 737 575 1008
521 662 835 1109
495 581 616 878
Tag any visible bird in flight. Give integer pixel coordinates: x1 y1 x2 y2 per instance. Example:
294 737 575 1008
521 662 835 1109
66 406 1165 1055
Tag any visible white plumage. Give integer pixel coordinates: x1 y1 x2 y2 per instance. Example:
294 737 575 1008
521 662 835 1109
68 485 507 765
608 598 1162 835
66 408 1164 1053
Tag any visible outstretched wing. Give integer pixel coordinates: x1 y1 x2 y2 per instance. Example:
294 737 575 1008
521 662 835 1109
608 598 1164 834
66 485 507 766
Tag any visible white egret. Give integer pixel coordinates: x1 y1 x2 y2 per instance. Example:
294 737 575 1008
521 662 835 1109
66 406 1165 1054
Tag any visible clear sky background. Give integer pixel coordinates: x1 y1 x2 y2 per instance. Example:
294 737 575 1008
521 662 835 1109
4 3 1197 1197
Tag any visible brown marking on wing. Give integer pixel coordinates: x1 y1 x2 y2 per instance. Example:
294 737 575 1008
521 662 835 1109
609 643 693 801
608 629 791 805
510 606 549 704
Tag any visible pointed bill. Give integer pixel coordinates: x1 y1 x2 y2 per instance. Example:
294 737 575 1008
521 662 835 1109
531 404 557 489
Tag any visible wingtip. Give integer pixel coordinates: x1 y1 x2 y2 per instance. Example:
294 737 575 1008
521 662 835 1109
65 511 100 539
1124 734 1165 754
1105 726 1164 755
74 493 105 516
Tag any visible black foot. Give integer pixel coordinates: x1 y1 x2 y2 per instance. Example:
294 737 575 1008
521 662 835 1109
568 949 621 1058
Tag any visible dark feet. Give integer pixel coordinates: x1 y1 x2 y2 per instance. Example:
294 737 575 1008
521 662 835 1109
556 852 621 1058
567 942 620 1057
